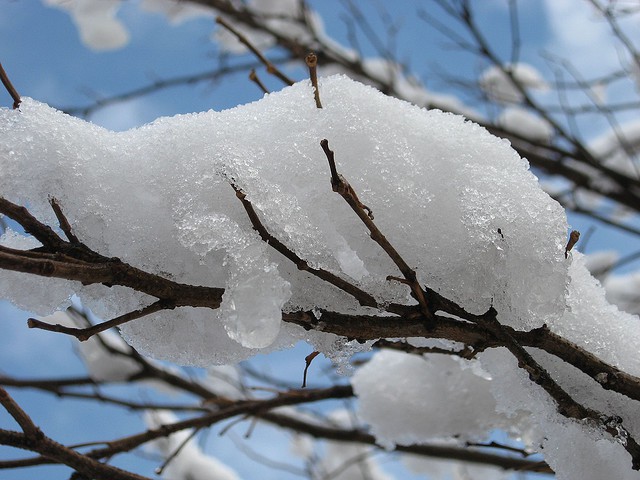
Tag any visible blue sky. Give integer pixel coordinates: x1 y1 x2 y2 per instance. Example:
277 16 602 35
0 1 637 479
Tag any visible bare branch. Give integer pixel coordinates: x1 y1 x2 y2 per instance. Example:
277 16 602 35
320 139 432 322
216 16 295 86
0 62 20 109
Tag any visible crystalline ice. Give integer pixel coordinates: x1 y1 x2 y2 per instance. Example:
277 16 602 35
0 75 569 364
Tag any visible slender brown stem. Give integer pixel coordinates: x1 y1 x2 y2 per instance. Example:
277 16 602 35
306 52 322 108
319 139 432 321
216 16 294 86
249 69 270 94
27 300 171 341
0 62 20 109
0 387 42 439
231 184 379 308
302 351 320 388
49 197 80 244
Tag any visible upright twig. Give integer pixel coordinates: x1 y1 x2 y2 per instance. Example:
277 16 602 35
302 351 320 388
306 52 322 108
249 69 270 94
319 139 433 322
49 197 80 244
0 62 20 109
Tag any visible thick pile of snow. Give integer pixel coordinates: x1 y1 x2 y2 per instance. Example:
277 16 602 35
3 74 640 480
0 75 567 360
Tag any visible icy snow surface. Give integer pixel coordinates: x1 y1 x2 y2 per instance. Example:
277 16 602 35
0 75 567 363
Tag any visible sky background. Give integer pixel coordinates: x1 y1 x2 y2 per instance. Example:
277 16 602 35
0 1 638 479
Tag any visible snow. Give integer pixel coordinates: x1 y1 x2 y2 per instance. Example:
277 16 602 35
498 107 553 142
479 63 549 104
0 75 568 361
141 0 214 24
549 253 640 375
351 350 521 447
43 0 129 51
145 410 240 480
589 120 640 178
291 410 394 480
3 73 640 479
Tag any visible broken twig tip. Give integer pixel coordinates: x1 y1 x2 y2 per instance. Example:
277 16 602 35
0 62 21 109
302 351 320 388
565 230 580 259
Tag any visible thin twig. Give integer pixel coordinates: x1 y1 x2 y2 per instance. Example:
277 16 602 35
27 300 171 341
302 351 320 388
565 230 580 258
216 16 294 86
231 184 380 308
306 52 322 108
249 69 270 94
319 139 432 322
0 62 20 109
49 197 80 244
0 387 42 439
155 427 200 475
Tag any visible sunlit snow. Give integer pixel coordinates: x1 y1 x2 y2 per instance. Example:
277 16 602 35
2 73 640 480
0 75 568 357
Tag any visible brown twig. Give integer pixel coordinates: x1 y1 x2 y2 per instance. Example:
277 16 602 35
27 300 171 341
0 62 20 109
49 197 80 244
302 351 320 388
319 139 432 322
565 230 580 258
155 427 200 475
306 52 322 108
0 387 42 439
0 197 225 311
231 184 380 308
249 69 270 94
216 16 294 86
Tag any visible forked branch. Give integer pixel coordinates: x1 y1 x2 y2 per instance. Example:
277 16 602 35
320 139 433 322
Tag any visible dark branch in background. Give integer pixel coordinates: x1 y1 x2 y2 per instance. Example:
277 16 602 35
0 387 151 480
59 60 288 117
27 300 168 341
0 337 553 475
177 0 640 237
216 16 294 86
249 68 270 94
0 62 20 109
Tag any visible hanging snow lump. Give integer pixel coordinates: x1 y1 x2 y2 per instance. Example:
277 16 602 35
0 75 568 365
